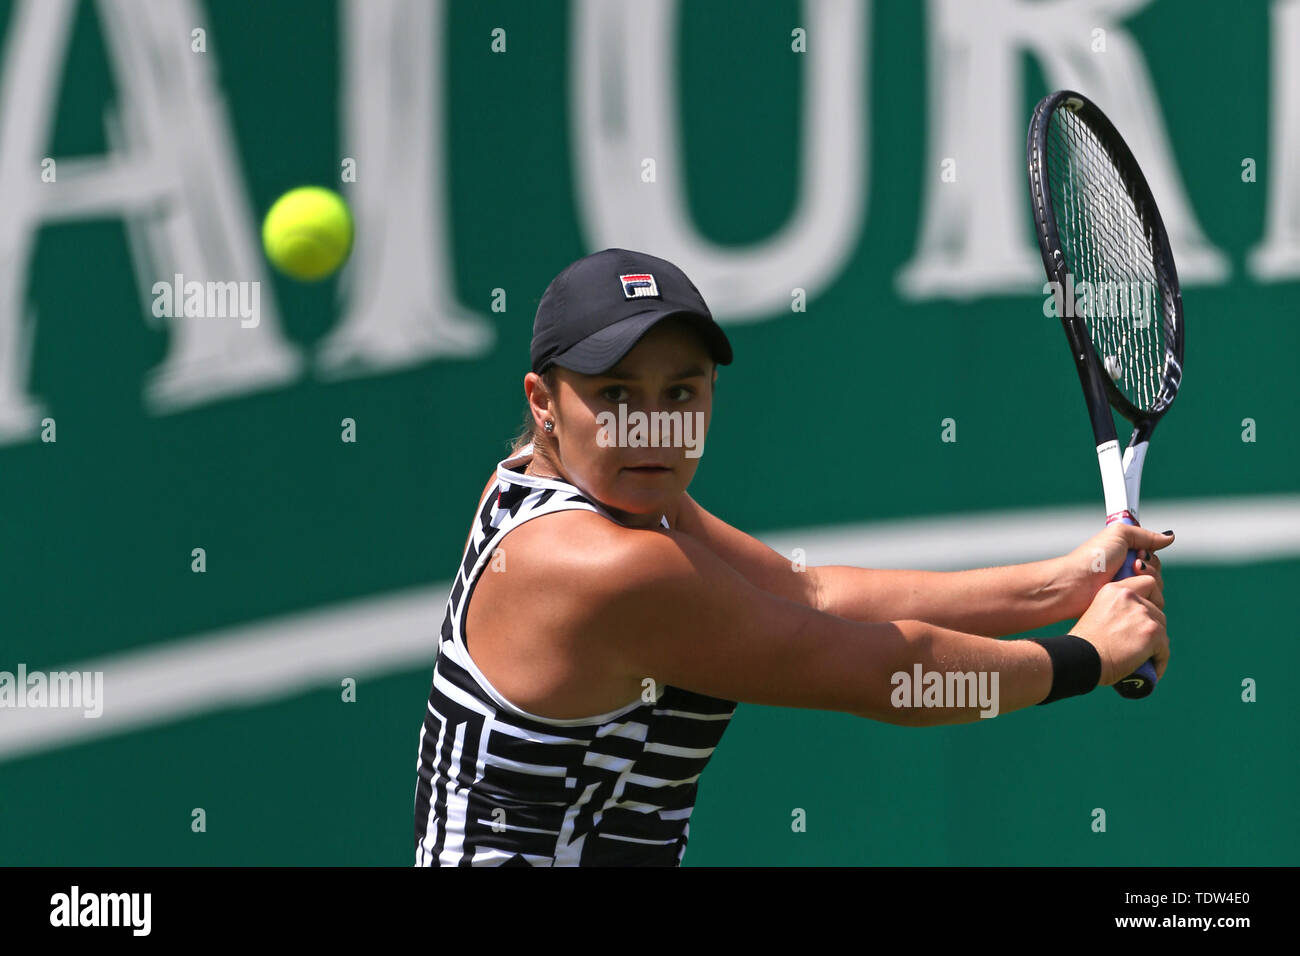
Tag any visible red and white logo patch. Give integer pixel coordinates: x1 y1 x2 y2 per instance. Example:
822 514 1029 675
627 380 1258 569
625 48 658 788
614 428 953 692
619 273 660 299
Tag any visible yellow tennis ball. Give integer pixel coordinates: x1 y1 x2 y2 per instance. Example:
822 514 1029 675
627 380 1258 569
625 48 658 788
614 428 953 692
262 186 354 280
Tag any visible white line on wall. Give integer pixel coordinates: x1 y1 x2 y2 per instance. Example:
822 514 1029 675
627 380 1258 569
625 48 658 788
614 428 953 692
1 494 1296 762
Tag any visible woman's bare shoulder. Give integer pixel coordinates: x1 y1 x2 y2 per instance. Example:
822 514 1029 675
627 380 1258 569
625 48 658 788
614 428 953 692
491 507 653 572
469 508 674 629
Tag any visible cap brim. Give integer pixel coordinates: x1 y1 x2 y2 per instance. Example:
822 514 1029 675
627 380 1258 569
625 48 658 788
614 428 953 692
549 309 732 374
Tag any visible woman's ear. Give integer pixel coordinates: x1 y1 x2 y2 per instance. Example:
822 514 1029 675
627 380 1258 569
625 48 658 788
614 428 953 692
524 371 551 427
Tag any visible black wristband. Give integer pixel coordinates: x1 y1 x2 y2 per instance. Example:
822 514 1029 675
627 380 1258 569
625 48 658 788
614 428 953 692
1029 635 1101 704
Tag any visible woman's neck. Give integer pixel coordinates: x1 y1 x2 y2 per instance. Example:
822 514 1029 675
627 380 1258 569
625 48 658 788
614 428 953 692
523 450 561 481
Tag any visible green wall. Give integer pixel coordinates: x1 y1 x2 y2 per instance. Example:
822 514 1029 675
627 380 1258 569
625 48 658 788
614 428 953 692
0 0 1294 865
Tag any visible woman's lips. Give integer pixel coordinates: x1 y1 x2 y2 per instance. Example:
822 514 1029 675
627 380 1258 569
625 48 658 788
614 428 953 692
623 463 672 473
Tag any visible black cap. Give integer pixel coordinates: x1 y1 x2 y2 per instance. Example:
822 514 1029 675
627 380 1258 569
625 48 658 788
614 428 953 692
530 248 733 374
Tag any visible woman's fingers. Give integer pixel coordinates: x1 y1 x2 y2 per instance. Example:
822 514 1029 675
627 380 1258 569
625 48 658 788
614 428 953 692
1134 555 1164 608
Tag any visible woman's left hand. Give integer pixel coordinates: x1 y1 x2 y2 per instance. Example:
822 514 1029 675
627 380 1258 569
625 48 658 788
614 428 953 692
1057 525 1174 618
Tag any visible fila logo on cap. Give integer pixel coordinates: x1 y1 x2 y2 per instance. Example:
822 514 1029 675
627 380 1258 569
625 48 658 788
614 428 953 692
620 273 660 299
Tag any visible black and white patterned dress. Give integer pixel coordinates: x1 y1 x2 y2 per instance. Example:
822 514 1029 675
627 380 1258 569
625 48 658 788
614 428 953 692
413 444 737 866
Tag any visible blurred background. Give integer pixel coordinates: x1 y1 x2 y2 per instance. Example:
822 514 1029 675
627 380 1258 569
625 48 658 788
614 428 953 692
0 0 1296 865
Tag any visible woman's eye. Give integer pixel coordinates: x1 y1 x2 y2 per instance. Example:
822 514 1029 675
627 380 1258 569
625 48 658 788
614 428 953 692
670 385 695 402
601 386 628 403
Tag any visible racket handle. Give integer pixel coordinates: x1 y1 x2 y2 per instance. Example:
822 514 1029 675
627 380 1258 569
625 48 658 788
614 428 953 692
1106 511 1158 699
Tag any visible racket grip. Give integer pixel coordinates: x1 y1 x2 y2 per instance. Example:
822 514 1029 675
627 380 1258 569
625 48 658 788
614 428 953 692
1105 511 1158 699
1115 658 1158 699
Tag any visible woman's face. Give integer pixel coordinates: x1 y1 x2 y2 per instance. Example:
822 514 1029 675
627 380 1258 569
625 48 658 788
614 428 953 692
528 318 716 527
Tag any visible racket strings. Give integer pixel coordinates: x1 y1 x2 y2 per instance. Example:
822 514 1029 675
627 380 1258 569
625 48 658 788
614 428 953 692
1045 108 1175 413
1060 117 1164 398
1047 115 1168 411
1047 119 1163 408
1056 137 1163 410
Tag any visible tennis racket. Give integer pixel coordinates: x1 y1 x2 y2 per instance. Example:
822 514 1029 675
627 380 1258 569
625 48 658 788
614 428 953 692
1026 90 1184 700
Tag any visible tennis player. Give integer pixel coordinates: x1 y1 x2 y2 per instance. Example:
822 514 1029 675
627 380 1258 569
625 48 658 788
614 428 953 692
413 248 1172 867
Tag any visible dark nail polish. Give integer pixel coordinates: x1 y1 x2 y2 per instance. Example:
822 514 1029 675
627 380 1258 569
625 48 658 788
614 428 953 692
1161 529 1174 535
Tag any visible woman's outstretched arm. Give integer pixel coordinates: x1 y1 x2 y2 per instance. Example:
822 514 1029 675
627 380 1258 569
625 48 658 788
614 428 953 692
671 492 1169 636
537 510 1167 723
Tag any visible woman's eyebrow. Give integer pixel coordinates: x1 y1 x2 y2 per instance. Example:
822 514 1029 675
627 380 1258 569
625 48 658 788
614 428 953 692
602 364 708 381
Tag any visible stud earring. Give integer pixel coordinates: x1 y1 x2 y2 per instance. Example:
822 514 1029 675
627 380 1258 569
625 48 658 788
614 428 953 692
543 420 554 433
